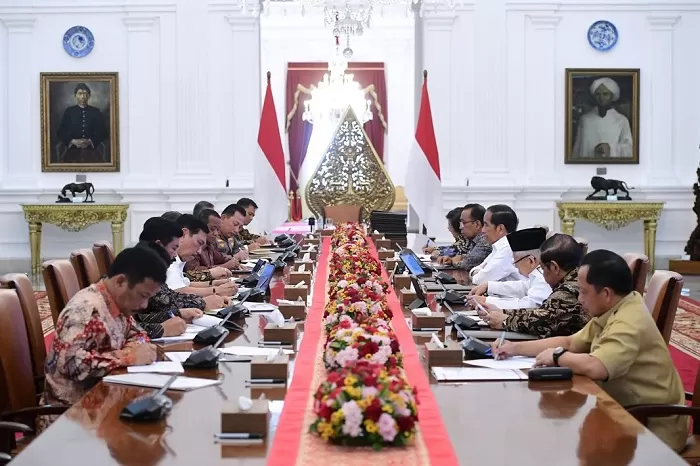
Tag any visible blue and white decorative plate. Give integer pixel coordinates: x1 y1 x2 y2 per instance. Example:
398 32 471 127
587 20 618 52
62 26 95 58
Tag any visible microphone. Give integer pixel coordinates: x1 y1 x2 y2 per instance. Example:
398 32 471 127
183 330 230 370
195 293 252 345
441 301 491 359
120 374 178 422
308 217 316 233
427 262 457 285
443 300 480 331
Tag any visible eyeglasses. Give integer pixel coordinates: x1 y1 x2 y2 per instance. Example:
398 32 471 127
512 255 533 266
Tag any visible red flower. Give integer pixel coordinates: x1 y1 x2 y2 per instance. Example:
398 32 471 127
318 404 333 421
364 398 383 422
338 319 352 329
364 374 378 387
327 371 343 384
357 276 367 285
390 339 400 354
358 340 379 357
396 416 415 432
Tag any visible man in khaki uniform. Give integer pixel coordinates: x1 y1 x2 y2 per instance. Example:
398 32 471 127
493 249 688 453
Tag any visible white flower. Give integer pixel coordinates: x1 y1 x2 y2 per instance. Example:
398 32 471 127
338 279 348 289
341 401 364 437
362 386 379 398
334 346 359 368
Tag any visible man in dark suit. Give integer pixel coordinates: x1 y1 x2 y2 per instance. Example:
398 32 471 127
56 83 107 163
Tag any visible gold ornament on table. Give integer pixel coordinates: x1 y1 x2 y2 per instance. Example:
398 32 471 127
305 107 395 223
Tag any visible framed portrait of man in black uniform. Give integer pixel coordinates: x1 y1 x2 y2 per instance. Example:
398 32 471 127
40 72 119 172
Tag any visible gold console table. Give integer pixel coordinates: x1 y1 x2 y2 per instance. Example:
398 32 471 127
556 201 664 272
21 204 129 275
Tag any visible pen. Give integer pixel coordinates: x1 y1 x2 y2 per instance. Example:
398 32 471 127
497 331 506 348
258 342 290 347
412 327 443 332
214 433 263 439
168 310 175 319
218 358 253 363
246 379 286 384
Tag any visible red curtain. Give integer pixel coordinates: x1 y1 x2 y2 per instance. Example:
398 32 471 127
285 61 387 176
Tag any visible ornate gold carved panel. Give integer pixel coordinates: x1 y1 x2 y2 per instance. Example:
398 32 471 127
305 108 395 222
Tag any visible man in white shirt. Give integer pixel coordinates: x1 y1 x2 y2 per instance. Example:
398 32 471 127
469 204 521 285
470 227 552 309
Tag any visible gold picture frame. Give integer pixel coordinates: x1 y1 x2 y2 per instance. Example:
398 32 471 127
40 72 120 172
565 68 640 164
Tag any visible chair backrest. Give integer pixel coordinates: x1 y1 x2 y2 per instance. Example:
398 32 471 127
0 273 46 389
623 253 649 295
92 241 115 277
323 204 362 224
391 186 408 212
0 289 37 411
70 248 101 289
643 270 683 345
42 260 80 325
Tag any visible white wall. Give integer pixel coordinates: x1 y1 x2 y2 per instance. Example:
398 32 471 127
0 0 261 266
421 0 698 257
260 3 416 188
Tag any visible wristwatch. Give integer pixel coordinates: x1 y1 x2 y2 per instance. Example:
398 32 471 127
553 347 568 366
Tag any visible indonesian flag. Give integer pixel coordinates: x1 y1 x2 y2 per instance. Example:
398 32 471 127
254 72 288 233
405 70 444 236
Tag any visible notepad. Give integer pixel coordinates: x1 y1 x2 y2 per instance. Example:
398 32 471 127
463 357 537 370
150 325 201 342
431 367 527 381
191 315 223 328
243 302 278 312
103 373 220 391
165 352 192 363
127 361 185 374
219 346 294 357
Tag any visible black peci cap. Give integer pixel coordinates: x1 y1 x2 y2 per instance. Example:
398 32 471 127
507 227 547 252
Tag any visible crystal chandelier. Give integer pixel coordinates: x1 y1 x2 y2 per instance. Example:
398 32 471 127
302 35 372 127
325 5 370 38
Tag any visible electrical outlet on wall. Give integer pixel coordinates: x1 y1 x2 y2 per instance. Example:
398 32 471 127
76 174 86 182
596 167 607 176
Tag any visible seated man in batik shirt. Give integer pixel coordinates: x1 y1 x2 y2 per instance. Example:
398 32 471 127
185 208 240 275
40 247 166 429
218 203 250 260
235 198 269 249
477 234 589 338
437 203 492 272
423 207 470 259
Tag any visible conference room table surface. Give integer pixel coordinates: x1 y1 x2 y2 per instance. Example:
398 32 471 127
9 258 687 465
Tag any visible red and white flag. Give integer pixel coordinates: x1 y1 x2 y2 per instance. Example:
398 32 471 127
405 70 444 236
254 72 288 233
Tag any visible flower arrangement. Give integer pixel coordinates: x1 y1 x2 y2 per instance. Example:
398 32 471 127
310 222 418 449
323 322 402 371
310 360 418 448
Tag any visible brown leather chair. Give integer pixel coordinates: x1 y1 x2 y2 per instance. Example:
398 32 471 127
623 253 649 295
628 366 700 463
41 260 80 326
323 204 362 224
92 241 115 277
644 270 683 345
0 290 68 461
0 274 46 396
70 248 101 289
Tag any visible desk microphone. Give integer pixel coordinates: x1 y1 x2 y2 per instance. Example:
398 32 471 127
433 273 466 305
427 263 457 285
195 293 251 345
308 217 316 233
120 374 178 422
183 330 230 370
443 301 480 331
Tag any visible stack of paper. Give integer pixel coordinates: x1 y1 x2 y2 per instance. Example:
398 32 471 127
165 352 192 363
103 373 221 391
431 366 527 381
192 315 223 328
150 324 202 343
463 357 536 370
127 361 185 374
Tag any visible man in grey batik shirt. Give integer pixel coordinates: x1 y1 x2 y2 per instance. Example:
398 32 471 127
438 203 492 272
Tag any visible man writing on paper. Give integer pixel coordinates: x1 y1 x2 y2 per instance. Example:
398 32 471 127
478 234 589 338
218 203 250 260
492 250 687 452
41 247 165 420
236 198 269 248
435 204 491 270
470 227 552 309
185 208 240 273
469 204 521 285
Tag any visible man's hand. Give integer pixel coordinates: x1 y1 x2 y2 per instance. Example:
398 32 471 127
161 317 187 336
209 266 232 279
256 236 269 245
215 281 238 296
535 348 556 367
235 250 249 261
470 283 488 296
422 246 436 254
131 343 158 366
247 242 261 251
204 294 227 310
490 340 517 360
477 302 506 329
179 308 203 322
436 255 451 265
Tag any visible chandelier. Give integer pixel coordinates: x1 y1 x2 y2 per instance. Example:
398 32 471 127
324 5 370 38
302 35 372 127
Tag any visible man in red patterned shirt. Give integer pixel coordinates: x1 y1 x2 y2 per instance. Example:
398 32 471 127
42 246 166 410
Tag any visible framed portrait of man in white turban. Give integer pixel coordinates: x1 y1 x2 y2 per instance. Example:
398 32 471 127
565 69 639 164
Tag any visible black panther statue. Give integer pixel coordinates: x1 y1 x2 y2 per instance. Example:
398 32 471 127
586 176 634 201
56 182 95 203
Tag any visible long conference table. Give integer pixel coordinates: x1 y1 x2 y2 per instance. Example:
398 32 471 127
9 237 688 465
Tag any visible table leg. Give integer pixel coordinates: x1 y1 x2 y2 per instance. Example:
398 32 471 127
643 219 658 272
111 221 124 253
28 222 42 275
561 219 576 236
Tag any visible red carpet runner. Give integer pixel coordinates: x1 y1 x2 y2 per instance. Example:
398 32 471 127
268 238 458 465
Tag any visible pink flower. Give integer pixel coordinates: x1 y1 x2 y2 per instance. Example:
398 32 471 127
362 386 378 398
377 413 398 442
341 401 363 437
338 279 348 289
333 346 359 368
